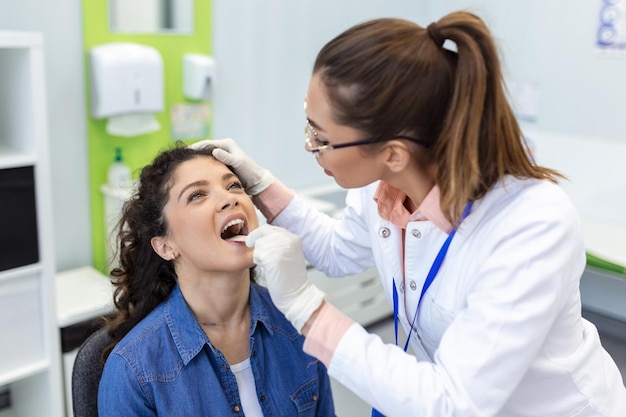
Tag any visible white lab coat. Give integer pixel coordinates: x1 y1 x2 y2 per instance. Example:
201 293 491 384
272 176 626 417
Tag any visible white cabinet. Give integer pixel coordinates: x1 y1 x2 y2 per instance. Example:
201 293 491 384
308 266 392 327
0 31 64 417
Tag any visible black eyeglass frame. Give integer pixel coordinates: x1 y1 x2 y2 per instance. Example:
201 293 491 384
304 120 430 156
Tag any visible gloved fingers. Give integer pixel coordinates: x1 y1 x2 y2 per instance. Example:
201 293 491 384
212 148 239 167
247 225 304 271
189 137 236 151
246 224 292 248
245 224 322 332
246 224 298 247
245 224 271 247
208 137 237 152
188 138 214 150
189 138 273 196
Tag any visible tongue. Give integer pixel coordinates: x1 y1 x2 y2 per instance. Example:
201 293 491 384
227 235 247 242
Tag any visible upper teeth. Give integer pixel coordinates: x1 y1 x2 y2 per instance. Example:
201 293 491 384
222 218 244 233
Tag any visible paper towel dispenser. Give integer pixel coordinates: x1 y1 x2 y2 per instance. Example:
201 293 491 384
89 42 164 136
183 53 216 101
89 42 163 118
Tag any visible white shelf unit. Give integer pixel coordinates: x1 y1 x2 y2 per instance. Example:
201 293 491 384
0 31 64 417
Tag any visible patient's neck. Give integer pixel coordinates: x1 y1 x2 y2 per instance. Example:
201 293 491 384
179 270 252 364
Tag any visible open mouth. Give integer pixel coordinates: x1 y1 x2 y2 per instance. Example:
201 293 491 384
221 218 248 242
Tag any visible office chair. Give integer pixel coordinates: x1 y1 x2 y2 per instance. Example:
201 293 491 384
71 326 113 417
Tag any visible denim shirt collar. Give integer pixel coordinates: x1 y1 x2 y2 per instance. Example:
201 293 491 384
163 282 273 366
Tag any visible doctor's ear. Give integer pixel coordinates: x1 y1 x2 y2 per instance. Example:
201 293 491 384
151 236 178 261
380 140 413 173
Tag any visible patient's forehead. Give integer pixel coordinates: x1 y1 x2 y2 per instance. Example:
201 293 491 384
173 156 230 180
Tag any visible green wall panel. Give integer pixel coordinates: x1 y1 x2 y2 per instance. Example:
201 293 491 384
82 0 212 273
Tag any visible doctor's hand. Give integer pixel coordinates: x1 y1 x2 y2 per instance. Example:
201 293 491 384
246 225 325 332
189 138 274 196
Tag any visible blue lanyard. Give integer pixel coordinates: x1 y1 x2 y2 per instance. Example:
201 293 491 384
372 202 472 417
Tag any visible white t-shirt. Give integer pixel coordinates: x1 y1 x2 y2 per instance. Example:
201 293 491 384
231 358 263 417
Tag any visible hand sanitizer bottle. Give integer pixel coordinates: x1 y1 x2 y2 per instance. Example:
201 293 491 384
107 147 131 188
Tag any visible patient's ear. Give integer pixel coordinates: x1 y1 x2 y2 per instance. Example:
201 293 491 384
151 236 176 261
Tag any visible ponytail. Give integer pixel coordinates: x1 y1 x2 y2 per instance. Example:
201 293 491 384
432 11 562 224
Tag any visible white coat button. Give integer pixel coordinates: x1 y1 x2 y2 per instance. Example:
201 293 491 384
379 227 390 238
411 229 422 238
400 282 405 292
409 280 417 291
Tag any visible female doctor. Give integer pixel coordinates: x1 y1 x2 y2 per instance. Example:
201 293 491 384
196 11 626 416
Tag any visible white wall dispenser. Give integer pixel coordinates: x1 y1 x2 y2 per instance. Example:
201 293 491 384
183 53 216 101
89 42 164 137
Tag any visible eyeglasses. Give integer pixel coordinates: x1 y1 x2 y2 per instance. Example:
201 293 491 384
304 119 430 157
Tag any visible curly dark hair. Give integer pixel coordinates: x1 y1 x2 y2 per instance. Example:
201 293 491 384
101 142 254 361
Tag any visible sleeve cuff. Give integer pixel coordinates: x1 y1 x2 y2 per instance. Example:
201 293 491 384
302 302 354 367
252 180 295 223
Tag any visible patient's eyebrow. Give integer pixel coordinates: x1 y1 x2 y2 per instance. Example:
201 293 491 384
222 172 237 181
178 180 208 202
176 173 238 202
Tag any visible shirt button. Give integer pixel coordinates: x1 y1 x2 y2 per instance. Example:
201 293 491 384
379 227 390 238
233 405 241 412
400 282 405 293
222 365 228 370
409 280 417 291
252 350 257 357
312 395 318 402
411 229 421 238
260 395 266 402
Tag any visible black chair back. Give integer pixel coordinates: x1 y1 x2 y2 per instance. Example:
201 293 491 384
71 326 112 417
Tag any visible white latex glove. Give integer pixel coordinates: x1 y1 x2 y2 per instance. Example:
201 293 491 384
189 138 273 196
247 224 325 332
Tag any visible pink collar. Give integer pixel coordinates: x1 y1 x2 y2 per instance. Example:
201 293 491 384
373 181 453 233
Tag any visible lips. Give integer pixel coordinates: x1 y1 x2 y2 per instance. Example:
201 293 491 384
220 216 249 241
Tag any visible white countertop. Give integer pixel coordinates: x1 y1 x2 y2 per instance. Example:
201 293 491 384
525 128 626 268
55 266 114 328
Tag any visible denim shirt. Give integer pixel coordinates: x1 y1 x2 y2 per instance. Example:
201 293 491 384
98 283 335 416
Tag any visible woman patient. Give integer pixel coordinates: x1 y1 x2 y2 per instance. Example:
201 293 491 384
98 143 335 416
